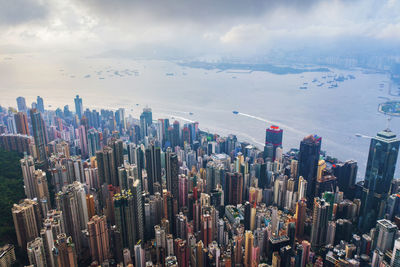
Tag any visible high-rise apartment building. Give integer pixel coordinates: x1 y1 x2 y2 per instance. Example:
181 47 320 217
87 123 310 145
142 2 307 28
14 112 29 135
74 95 83 119
12 199 42 249
88 215 110 264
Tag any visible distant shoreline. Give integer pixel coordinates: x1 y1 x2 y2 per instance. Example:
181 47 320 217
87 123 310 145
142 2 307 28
178 61 331 75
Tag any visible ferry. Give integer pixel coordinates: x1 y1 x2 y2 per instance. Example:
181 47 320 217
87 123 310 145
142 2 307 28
232 111 239 114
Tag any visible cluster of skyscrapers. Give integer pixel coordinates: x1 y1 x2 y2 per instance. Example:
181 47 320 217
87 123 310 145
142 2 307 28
0 95 399 266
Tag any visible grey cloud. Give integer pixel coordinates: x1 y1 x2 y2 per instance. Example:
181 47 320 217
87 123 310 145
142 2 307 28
0 0 48 26
76 0 321 23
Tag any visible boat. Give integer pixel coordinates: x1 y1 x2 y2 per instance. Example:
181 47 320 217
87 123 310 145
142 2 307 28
312 79 318 83
166 73 174 76
232 111 239 114
299 86 307 90
317 83 324 87
189 112 194 115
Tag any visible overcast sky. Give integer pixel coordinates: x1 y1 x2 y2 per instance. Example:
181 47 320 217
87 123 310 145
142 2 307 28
0 0 399 59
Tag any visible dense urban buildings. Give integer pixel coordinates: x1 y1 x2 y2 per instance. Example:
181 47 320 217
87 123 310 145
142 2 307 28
0 95 399 266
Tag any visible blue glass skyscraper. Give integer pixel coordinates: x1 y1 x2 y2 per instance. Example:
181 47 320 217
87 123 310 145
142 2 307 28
359 129 399 233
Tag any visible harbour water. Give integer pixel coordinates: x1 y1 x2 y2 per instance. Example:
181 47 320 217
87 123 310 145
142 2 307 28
1 53 399 179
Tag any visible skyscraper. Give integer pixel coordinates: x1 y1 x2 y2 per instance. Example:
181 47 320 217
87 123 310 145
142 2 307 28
53 233 78 267
333 160 358 199
145 145 161 194
113 188 143 252
88 215 110 264
12 199 42 249
87 128 102 157
375 219 397 253
224 172 243 205
265 125 283 161
14 112 29 135
74 95 83 119
310 197 330 249
30 108 48 164
56 182 89 254
140 107 153 138
16 96 27 113
166 152 179 200
359 129 399 233
96 146 117 185
27 237 47 267
37 96 45 113
298 135 321 199
20 155 36 199
391 238 400 267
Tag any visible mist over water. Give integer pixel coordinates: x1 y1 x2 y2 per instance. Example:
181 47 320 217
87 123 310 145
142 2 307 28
1 53 399 179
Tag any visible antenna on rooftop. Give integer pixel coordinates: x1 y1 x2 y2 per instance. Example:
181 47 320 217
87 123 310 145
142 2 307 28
386 115 392 131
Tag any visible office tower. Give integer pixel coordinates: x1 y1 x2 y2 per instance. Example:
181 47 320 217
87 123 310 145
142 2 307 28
113 186 143 252
145 145 161 194
310 197 330 248
0 244 16 266
96 146 117 185
295 199 307 239
21 155 36 199
166 152 179 201
12 199 42 249
14 112 29 135
53 233 78 267
88 215 110 264
56 182 89 253
140 107 153 138
116 108 126 131
172 121 180 148
375 219 397 253
30 108 48 163
359 129 399 232
16 96 27 112
298 135 321 199
333 160 358 199
265 125 283 161
290 159 298 179
27 237 47 267
298 176 307 200
87 128 101 157
109 138 124 171
78 125 88 158
37 96 44 113
391 238 400 267
74 95 83 119
244 231 254 267
326 221 336 246
134 243 145 267
224 172 243 205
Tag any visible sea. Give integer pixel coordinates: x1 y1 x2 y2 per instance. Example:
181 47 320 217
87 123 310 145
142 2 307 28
1 53 399 180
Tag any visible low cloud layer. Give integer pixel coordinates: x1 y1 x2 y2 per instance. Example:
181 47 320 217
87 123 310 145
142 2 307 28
0 0 399 59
